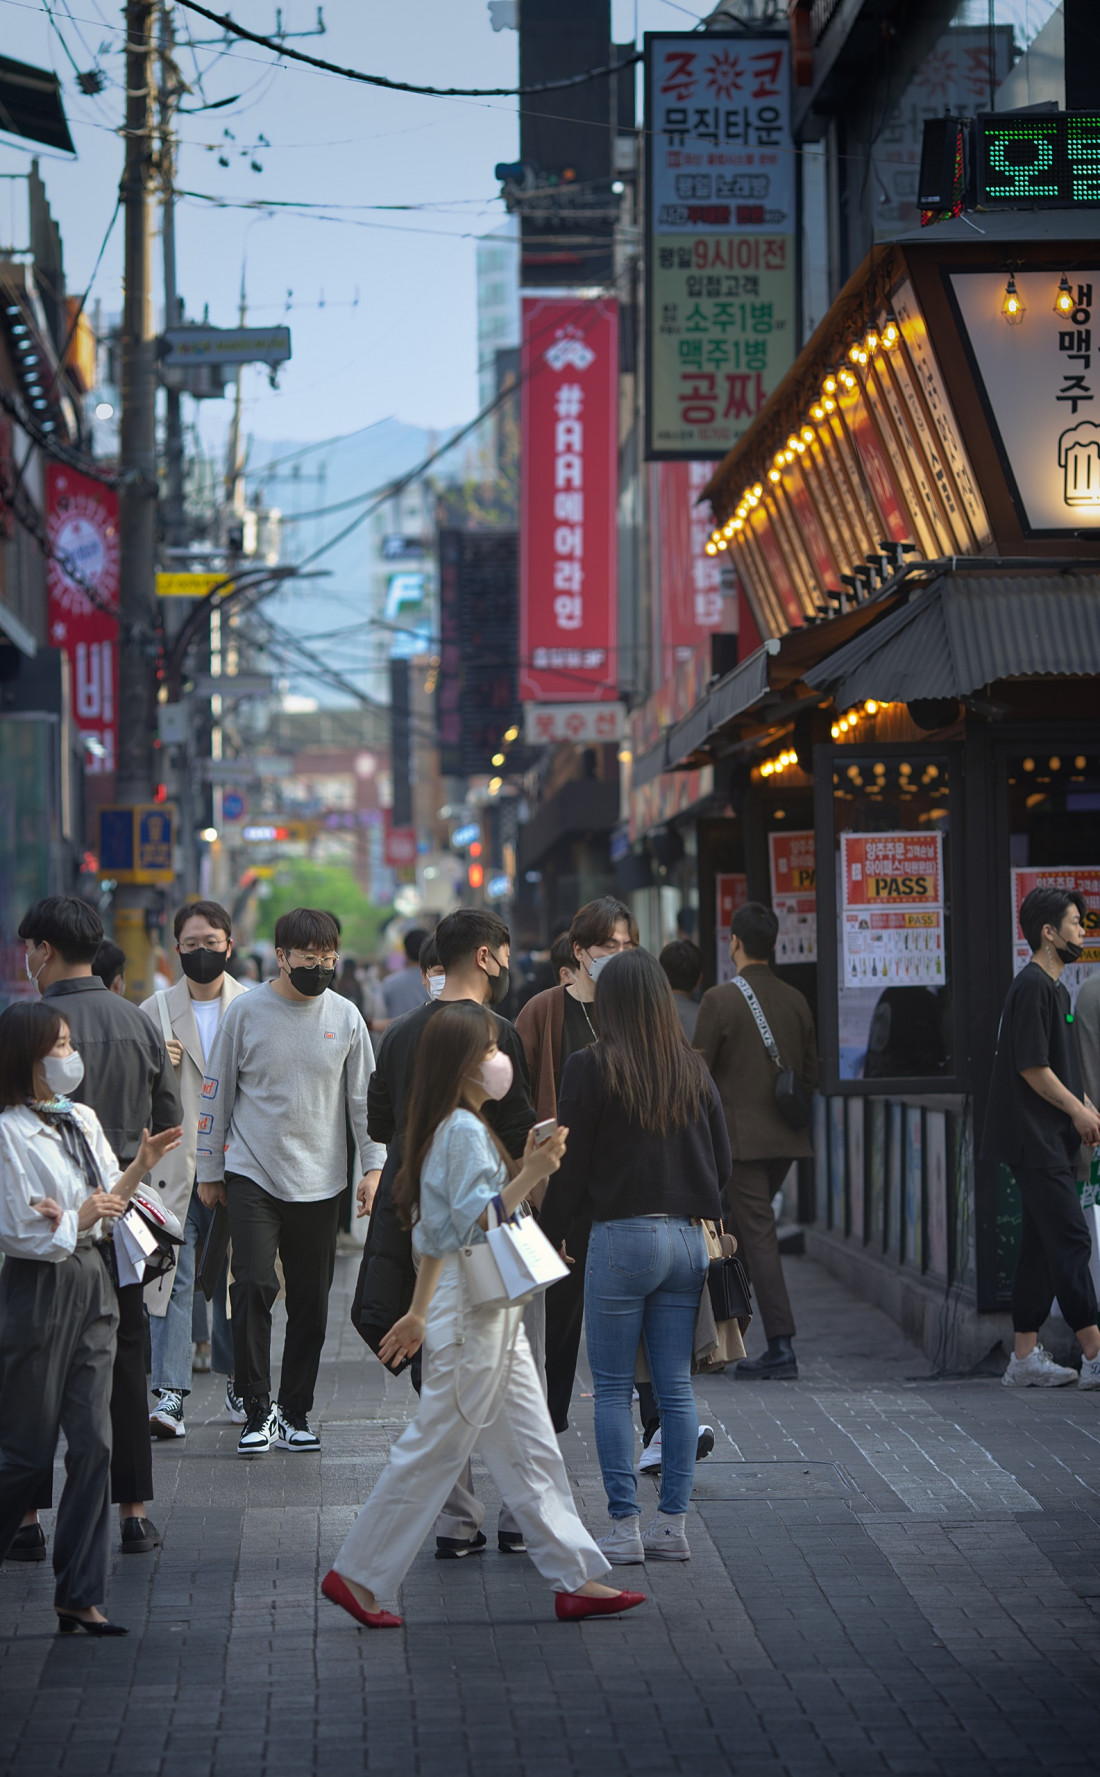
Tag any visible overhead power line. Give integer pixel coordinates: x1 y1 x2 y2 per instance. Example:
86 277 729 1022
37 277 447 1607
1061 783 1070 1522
174 1 640 98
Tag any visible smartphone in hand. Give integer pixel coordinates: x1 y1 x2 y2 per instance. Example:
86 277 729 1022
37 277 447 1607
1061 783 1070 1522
532 1118 558 1147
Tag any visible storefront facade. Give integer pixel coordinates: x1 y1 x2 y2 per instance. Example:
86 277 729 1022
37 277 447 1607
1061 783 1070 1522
632 212 1100 1364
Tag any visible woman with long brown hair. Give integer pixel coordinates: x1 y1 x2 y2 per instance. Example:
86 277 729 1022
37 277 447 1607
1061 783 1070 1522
321 1001 644 1628
539 948 731 1566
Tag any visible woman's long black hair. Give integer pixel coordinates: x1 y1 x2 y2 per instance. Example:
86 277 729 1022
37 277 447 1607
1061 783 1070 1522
392 1001 514 1229
0 1002 65 1107
593 947 710 1134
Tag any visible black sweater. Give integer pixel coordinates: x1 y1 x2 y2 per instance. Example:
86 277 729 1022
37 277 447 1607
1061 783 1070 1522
539 1045 731 1247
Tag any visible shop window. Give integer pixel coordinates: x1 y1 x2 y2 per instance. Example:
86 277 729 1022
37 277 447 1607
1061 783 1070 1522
823 748 954 1085
1005 749 1100 1003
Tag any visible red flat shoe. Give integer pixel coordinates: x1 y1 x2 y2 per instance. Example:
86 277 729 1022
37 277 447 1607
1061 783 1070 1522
321 1569 403 1628
555 1589 646 1621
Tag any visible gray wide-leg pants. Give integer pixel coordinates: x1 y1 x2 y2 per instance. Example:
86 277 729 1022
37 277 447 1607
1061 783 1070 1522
0 1247 118 1610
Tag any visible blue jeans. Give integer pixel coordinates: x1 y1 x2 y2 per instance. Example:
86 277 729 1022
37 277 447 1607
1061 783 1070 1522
584 1216 707 1519
149 1185 233 1393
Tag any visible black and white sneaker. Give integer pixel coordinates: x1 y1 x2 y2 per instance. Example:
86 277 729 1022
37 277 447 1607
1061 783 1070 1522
225 1380 247 1424
237 1402 277 1457
149 1389 187 1439
435 1531 487 1560
274 1406 321 1452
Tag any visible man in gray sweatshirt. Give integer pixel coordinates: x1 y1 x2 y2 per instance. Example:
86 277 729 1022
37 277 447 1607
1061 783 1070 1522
197 907 386 1456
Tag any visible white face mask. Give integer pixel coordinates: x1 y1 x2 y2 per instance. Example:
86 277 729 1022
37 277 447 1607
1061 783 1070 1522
41 1051 84 1098
25 950 44 990
428 974 446 1000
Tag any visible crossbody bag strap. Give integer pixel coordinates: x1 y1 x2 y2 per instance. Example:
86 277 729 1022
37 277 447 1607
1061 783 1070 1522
154 989 174 1048
733 976 782 1070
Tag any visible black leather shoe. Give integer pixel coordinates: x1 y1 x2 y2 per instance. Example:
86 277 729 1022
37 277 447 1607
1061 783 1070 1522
120 1517 161 1554
498 1531 527 1554
735 1338 798 1381
7 1523 47 1562
434 1531 487 1560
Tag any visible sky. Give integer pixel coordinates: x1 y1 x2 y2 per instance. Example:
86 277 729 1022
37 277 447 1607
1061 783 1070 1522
0 0 712 451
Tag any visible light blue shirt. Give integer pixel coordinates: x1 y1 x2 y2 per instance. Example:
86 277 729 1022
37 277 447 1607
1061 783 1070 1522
412 1108 507 1259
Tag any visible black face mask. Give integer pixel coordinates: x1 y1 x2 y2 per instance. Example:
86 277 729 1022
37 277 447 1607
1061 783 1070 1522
179 946 228 985
486 961 511 1008
1055 937 1084 965
288 963 335 997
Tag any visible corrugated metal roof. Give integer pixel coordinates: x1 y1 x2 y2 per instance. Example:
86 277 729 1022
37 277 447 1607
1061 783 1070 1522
632 645 774 788
804 575 1100 706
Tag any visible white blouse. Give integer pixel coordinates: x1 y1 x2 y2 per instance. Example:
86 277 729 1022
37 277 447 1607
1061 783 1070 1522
0 1103 120 1262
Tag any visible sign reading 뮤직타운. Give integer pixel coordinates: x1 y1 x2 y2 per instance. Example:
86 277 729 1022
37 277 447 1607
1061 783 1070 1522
644 33 796 460
949 268 1100 533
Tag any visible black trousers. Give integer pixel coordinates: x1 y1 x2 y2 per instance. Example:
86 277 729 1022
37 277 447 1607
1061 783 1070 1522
0 1249 117 1609
544 1220 590 1433
226 1173 341 1415
1012 1163 1098 1334
36 1277 153 1509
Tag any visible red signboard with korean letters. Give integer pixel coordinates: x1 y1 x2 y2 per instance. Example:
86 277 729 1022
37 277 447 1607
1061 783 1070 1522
520 296 618 703
654 460 735 680
46 466 119 778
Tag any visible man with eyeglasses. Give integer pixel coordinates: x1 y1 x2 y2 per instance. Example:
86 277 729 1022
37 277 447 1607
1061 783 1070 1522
138 900 251 1440
197 908 386 1456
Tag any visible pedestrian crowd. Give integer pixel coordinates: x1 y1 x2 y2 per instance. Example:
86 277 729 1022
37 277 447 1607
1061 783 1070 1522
2 879 1098 1636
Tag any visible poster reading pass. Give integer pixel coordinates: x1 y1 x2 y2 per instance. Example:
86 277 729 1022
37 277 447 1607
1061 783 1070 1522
841 831 944 987
768 829 816 963
1011 866 1100 1005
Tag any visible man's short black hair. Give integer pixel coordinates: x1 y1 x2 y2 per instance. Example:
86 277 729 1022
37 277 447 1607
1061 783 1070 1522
404 927 430 965
419 934 440 973
550 932 575 975
18 896 103 964
730 901 779 962
660 939 703 994
570 896 639 956
274 907 340 953
173 899 232 943
435 908 510 973
1019 885 1087 954
92 940 127 989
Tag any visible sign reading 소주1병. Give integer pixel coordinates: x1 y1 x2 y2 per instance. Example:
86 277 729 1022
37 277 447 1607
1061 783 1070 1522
520 295 618 704
644 32 796 460
841 832 945 988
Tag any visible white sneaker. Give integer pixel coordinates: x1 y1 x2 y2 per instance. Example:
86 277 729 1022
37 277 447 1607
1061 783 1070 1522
149 1389 186 1438
642 1511 690 1561
597 1518 645 1565
237 1403 278 1456
274 1406 321 1451
1078 1354 1100 1389
1002 1344 1077 1387
639 1430 662 1474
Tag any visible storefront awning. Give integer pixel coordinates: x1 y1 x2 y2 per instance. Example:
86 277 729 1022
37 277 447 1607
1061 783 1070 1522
804 573 1100 707
632 643 777 789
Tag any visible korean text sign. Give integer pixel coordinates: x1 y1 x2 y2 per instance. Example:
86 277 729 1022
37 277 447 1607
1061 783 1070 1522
645 33 796 459
654 460 735 680
1011 866 1100 1006
520 295 618 703
46 465 119 778
769 830 817 964
841 832 945 987
715 870 748 986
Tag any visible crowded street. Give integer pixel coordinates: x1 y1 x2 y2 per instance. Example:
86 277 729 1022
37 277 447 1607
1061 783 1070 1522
5 1254 1100 1775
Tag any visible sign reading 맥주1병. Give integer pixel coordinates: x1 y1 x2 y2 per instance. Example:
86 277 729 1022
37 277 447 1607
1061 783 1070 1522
950 269 1100 532
644 32 795 460
841 832 945 987
520 295 618 703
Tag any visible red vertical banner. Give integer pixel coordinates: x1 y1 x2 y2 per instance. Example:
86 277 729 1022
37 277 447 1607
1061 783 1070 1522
46 466 120 780
655 460 735 682
520 295 618 703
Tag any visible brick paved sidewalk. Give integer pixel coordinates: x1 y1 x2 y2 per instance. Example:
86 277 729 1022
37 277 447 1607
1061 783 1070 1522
4 1251 1100 1776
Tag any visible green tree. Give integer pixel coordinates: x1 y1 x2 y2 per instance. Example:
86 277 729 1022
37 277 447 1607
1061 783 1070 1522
255 861 389 958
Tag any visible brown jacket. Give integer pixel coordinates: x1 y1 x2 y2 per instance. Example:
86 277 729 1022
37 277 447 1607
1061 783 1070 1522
694 964 818 1161
514 984 566 1122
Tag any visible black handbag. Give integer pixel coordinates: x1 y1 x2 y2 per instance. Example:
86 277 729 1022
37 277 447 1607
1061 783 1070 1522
707 1251 753 1323
733 977 813 1130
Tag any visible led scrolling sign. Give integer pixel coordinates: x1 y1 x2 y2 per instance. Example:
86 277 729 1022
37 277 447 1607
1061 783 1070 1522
976 112 1100 209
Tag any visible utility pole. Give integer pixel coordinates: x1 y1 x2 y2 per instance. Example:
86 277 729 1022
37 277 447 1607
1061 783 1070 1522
115 0 160 1000
159 0 185 549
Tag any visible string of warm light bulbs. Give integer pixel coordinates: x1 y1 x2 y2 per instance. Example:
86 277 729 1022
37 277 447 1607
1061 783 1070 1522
759 748 799 777
1002 270 1079 327
830 699 891 740
705 314 902 555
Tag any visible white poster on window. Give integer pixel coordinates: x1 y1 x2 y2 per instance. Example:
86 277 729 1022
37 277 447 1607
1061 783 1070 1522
768 829 816 963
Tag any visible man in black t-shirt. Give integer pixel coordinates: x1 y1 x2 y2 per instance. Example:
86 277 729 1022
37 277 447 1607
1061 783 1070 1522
982 886 1100 1387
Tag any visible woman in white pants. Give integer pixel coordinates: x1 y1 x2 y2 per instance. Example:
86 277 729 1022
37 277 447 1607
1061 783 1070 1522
322 1001 644 1628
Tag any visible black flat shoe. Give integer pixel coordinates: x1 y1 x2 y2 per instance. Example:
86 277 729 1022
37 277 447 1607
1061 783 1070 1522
7 1524 47 1562
434 1531 487 1560
57 1613 128 1636
498 1531 527 1554
120 1517 160 1554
